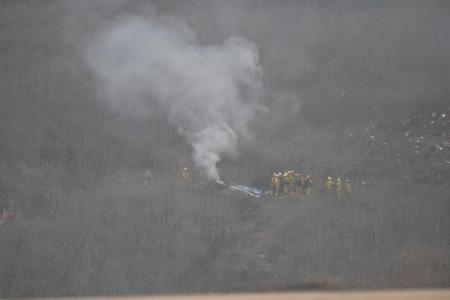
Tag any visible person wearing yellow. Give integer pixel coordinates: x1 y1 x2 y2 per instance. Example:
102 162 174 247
274 173 281 196
326 176 334 194
335 178 342 198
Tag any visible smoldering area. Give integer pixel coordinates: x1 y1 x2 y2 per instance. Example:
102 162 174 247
0 0 449 298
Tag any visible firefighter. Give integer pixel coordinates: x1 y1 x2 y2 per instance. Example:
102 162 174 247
181 167 189 181
284 171 292 194
326 176 334 194
293 173 301 194
271 173 277 194
288 170 295 194
282 172 289 194
336 178 342 198
299 174 306 194
304 175 313 195
273 173 281 196
279 173 285 195
345 179 352 199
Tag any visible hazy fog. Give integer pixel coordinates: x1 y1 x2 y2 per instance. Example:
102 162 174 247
0 0 449 297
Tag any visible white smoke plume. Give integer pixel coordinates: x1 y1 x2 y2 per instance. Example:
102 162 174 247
86 16 264 182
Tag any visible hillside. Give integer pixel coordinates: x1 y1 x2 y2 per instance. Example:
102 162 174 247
0 1 449 298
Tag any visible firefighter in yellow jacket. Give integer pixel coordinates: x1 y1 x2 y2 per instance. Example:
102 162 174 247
326 176 334 194
274 173 281 196
335 178 342 198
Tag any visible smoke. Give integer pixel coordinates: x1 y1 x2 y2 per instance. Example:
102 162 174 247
86 15 264 181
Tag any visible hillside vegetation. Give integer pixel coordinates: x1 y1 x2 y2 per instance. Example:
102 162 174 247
0 1 449 298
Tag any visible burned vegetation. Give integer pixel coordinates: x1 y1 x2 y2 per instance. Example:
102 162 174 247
0 0 449 298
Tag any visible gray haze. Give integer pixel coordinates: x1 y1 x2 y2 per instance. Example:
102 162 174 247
0 0 449 298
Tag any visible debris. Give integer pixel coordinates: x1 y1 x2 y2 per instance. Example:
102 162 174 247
229 184 263 198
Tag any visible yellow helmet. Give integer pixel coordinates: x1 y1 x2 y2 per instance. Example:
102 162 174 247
283 172 288 176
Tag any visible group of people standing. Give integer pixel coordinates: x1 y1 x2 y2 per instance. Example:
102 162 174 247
270 172 353 199
326 176 352 198
271 171 313 196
